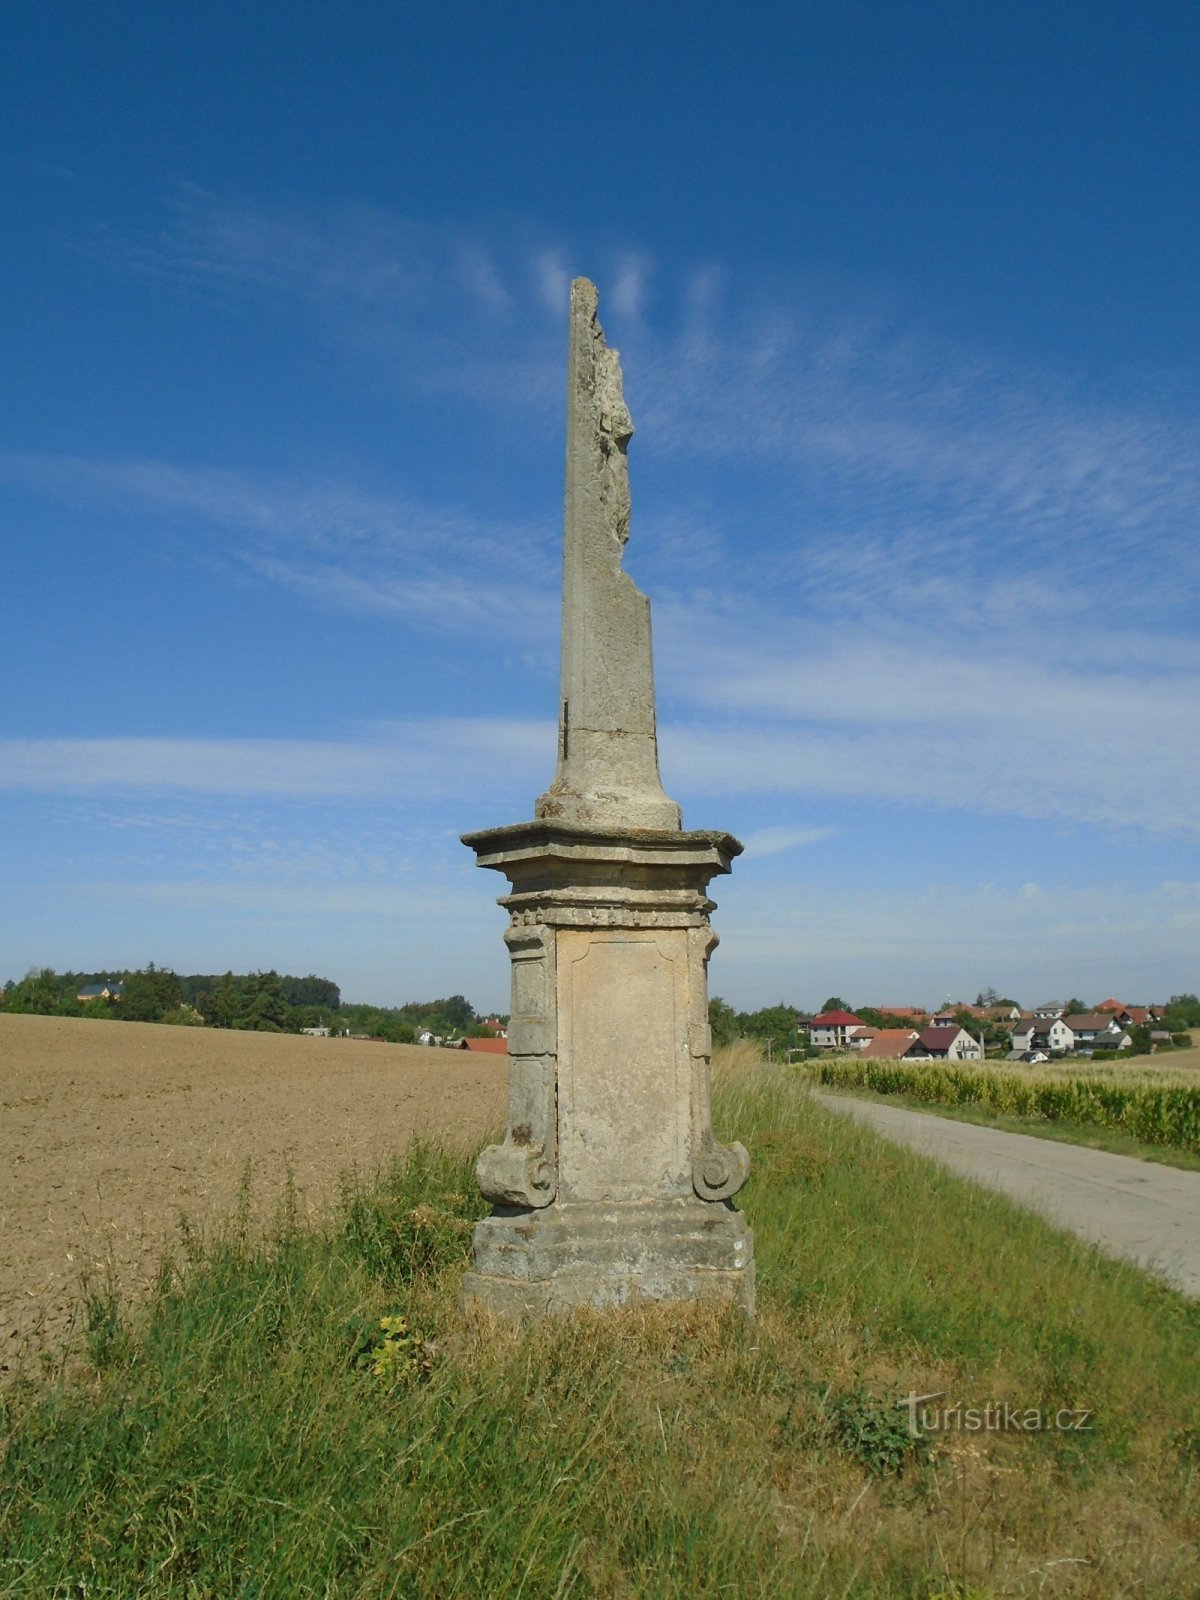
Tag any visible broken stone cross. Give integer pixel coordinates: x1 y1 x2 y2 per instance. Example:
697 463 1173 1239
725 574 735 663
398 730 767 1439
460 277 754 1316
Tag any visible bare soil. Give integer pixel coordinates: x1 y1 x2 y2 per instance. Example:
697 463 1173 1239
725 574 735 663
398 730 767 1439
0 1014 506 1363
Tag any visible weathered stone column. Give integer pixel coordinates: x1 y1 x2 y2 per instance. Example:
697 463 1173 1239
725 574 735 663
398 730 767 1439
460 279 753 1316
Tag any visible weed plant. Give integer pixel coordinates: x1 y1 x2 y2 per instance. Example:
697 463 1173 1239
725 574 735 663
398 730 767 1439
1 1055 1198 1597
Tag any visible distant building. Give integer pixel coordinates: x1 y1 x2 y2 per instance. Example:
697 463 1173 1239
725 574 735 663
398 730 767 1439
808 1010 867 1049
1094 999 1158 1026
858 1029 921 1060
1011 1015 1074 1054
1062 1014 1131 1053
77 980 123 1002
905 1025 983 1061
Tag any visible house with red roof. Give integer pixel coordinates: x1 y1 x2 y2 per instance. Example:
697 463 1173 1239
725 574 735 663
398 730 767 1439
858 1029 921 1060
1094 1000 1157 1027
807 1009 868 1050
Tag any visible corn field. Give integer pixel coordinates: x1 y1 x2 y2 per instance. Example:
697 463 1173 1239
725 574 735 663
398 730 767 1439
805 1056 1200 1152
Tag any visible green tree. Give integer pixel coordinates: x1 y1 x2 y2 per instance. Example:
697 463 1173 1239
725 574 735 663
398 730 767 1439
397 994 476 1033
1164 994 1200 1028
236 971 291 1032
194 972 239 1029
739 1003 804 1055
120 964 183 1023
284 974 341 1010
5 967 79 1016
820 996 849 1015
375 1014 416 1044
708 997 740 1049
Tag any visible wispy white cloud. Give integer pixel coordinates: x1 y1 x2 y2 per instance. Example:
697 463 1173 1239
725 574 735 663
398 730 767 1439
661 716 1200 837
87 192 1200 627
13 198 1199 850
0 722 553 801
715 878 1200 1010
532 250 570 317
609 253 653 324
79 875 487 923
2 669 1195 841
0 450 561 647
621 280 1200 633
739 824 840 858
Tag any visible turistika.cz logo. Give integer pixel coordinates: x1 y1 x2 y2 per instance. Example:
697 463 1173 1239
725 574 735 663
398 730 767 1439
897 1391 1093 1438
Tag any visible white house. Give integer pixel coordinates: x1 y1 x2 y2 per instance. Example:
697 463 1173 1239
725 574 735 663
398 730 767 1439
807 1010 867 1049
1063 1014 1131 1053
1012 1015 1075 1054
906 1025 983 1061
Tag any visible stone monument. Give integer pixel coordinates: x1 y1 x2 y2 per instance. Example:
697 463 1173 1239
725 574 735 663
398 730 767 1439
459 277 754 1316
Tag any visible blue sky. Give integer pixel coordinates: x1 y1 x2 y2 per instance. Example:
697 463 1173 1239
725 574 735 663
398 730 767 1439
2 2 1198 1010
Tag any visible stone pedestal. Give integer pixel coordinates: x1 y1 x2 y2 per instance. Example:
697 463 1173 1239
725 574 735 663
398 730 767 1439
459 820 754 1316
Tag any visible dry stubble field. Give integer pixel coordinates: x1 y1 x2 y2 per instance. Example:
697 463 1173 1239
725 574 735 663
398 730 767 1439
0 1013 507 1363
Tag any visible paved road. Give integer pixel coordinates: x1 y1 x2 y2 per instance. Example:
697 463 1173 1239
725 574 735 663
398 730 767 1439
818 1094 1200 1300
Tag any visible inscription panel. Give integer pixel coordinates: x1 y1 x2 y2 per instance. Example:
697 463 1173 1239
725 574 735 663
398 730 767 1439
557 929 689 1202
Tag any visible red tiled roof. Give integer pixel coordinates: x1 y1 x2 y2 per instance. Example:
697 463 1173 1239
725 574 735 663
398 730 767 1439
917 1026 963 1048
460 1037 507 1054
859 1029 920 1059
810 1010 864 1027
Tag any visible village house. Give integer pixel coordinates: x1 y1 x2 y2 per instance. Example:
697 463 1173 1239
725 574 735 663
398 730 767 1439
458 1036 507 1054
867 1005 929 1023
932 1003 1021 1025
77 980 123 1002
857 1029 921 1059
1011 1014 1074 1054
1010 1013 1131 1056
905 1025 983 1061
807 1009 867 1049
1094 998 1159 1027
1062 1014 1132 1053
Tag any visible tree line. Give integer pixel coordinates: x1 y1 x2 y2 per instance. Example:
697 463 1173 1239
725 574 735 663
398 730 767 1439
5 966 1193 1049
0 967 498 1040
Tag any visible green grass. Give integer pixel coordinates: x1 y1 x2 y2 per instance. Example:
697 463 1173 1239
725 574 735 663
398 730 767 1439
817 1082 1200 1172
2 1065 1199 1598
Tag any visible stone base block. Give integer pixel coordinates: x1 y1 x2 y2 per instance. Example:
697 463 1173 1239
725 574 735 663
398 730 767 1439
459 1197 755 1318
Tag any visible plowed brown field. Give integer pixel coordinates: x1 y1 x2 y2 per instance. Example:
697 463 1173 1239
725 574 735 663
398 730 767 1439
0 1014 506 1364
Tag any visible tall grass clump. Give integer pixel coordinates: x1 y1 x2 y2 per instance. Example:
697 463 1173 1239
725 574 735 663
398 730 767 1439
1 1051 1198 1597
807 1055 1200 1153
